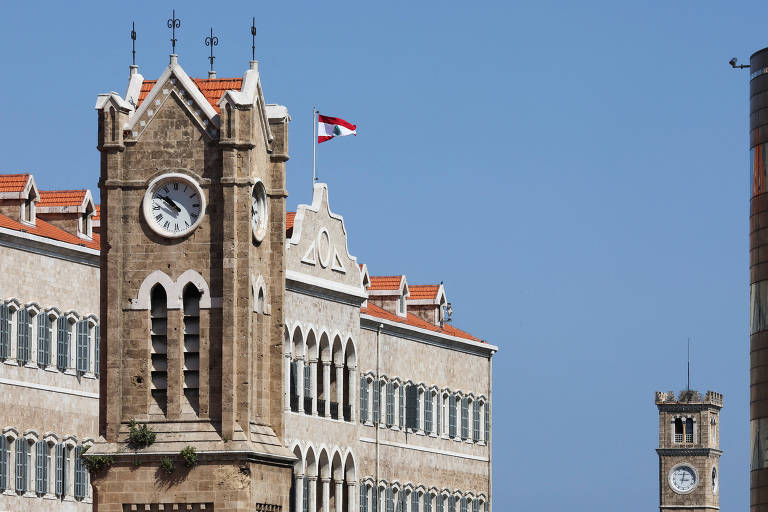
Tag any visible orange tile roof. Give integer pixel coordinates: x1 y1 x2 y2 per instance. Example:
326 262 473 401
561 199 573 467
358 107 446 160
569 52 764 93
137 78 243 114
93 205 100 221
368 275 404 291
0 174 31 193
38 190 87 208
361 303 481 343
0 213 100 251
286 211 296 238
408 285 440 300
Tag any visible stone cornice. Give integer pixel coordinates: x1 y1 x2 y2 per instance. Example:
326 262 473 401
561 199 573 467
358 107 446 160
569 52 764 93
656 448 723 457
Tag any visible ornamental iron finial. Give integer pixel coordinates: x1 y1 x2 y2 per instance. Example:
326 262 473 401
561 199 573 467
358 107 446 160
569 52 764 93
131 22 137 66
251 17 257 61
167 9 181 54
205 27 219 72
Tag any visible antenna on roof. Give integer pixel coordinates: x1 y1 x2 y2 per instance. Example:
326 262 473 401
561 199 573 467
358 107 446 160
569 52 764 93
131 22 137 66
687 337 691 391
205 28 218 78
167 9 181 55
250 17 257 61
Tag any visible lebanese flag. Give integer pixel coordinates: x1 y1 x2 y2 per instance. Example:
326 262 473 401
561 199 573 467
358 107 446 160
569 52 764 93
318 114 357 143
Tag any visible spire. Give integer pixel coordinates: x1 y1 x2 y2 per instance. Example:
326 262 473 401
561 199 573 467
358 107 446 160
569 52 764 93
205 27 218 79
250 17 257 62
131 22 137 66
167 9 181 55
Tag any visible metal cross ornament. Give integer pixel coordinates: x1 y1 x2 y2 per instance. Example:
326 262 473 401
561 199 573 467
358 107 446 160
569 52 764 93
131 22 137 66
205 28 219 72
251 17 257 61
167 9 181 54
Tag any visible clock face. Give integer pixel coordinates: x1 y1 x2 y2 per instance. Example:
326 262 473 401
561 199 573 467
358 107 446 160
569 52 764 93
142 173 206 238
251 180 268 243
712 467 717 494
669 465 698 494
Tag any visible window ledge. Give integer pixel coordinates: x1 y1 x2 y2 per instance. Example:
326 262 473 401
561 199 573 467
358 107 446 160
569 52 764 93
23 491 36 498
83 372 96 379
2 490 14 496
43 493 56 500
63 496 76 502
64 369 77 376
416 430 426 436
3 359 18 366
429 433 439 438
363 421 374 427
44 366 58 373
24 362 38 369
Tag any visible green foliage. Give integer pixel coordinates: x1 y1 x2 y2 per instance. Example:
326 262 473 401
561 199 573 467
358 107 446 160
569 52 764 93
180 446 198 468
128 419 156 448
81 451 114 473
159 456 174 474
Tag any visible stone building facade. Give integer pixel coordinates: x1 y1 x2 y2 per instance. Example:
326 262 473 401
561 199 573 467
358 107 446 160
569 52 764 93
0 52 495 512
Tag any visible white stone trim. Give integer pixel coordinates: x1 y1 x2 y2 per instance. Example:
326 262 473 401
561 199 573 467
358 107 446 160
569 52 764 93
0 377 98 399
287 270 367 300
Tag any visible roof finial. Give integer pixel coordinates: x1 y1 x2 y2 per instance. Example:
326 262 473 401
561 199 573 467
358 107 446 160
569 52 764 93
250 17 257 61
205 27 219 78
131 22 137 66
167 9 181 55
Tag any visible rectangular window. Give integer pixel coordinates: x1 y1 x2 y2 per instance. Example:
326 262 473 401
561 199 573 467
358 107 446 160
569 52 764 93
0 304 9 359
449 395 457 438
406 386 418 430
437 495 444 512
386 486 394 512
398 384 404 428
56 317 68 370
17 308 29 365
76 320 89 373
424 494 432 512
461 398 469 440
360 377 369 422
386 382 394 426
38 314 51 367
74 446 85 500
304 364 311 399
55 443 65 497
290 360 298 411
484 401 490 443
35 441 47 495
0 436 7 491
94 325 100 377
372 380 380 424
460 497 467 512
15 438 26 493
424 392 433 434
303 478 310 512
473 401 481 442
360 484 368 512
411 491 420 512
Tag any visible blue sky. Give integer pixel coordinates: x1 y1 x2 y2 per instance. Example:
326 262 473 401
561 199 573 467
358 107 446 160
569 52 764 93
0 0 760 509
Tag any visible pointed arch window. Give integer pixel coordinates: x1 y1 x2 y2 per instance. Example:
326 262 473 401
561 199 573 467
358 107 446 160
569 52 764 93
674 418 684 443
685 418 694 443
150 285 168 415
183 284 201 415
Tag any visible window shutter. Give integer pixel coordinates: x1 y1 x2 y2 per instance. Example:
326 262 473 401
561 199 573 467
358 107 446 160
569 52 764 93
94 325 100 377
398 384 404 428
484 402 489 443
303 478 310 512
57 318 68 370
17 309 29 364
437 396 441 435
437 495 444 512
412 491 420 512
424 392 433 434
386 486 394 512
372 487 378 512
38 314 50 367
449 395 456 438
448 496 455 512
304 364 311 397
74 446 84 499
360 377 368 422
35 441 45 494
0 304 8 359
0 436 6 491
472 500 479 512
55 443 63 496
400 490 407 512
473 402 480 442
386 382 394 426
15 438 25 493
461 398 469 440
372 381 380 424
76 321 89 373
360 484 368 512
406 386 418 430
425 494 432 512
460 497 467 512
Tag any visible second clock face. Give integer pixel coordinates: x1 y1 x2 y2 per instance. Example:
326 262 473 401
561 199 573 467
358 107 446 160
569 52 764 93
143 173 206 238
670 465 697 493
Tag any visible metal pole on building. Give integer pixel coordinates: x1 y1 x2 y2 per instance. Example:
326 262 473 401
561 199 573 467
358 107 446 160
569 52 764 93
313 107 318 183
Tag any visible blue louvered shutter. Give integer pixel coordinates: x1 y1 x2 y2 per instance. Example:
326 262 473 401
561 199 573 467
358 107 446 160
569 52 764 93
38 314 50 367
406 386 418 430
0 436 6 491
461 398 469 440
385 487 394 512
448 496 455 512
412 491 420 512
424 494 431 512
360 377 368 422
76 321 88 373
372 487 378 512
472 499 479 512
0 304 8 359
424 392 433 434
473 402 480 442
484 402 489 443
460 497 467 512
74 446 85 499
55 443 63 496
35 441 46 494
372 381 380 424
437 396 442 435
436 495 444 512
15 438 26 493
94 325 100 377
449 396 456 438
398 384 404 428
17 309 29 364
303 478 310 512
56 318 68 370
360 484 368 512
386 382 394 426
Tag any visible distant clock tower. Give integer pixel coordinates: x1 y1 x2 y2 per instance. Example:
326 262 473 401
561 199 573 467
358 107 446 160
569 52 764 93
655 390 723 512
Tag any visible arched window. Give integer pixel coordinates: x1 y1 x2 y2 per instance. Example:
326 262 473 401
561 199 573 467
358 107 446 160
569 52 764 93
17 308 30 365
183 284 201 415
685 418 694 443
360 483 369 512
35 440 47 495
674 418 683 443
256 287 265 315
56 317 69 371
360 376 369 422
37 314 51 367
150 285 168 414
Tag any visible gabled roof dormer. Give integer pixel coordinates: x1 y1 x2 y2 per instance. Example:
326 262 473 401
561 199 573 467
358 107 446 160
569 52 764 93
0 174 39 225
368 275 410 318
36 189 96 240
408 283 448 326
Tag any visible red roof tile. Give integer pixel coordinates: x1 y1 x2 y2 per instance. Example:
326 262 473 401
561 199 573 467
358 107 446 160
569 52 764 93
38 190 87 208
408 285 440 300
361 303 481 342
368 275 404 291
286 211 296 238
0 174 31 193
0 213 99 250
137 77 243 114
93 205 100 221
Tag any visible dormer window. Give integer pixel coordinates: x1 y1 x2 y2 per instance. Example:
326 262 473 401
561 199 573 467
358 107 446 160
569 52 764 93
21 187 37 225
399 294 406 315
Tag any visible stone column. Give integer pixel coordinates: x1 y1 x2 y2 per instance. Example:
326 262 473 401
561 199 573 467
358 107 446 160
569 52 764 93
347 482 356 512
46 442 55 498
64 444 75 501
294 474 304 512
417 390 425 434
6 307 18 366
46 316 57 372
309 476 318 512
321 478 331 512
322 362 331 418
284 352 292 411
310 359 318 416
335 364 344 417
348 366 357 422
297 356 305 413
335 480 343 512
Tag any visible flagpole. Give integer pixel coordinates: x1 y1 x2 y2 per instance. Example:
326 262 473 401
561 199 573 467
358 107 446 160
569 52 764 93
312 107 318 183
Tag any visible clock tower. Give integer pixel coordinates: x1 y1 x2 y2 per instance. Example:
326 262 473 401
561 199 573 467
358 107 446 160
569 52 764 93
655 390 723 512
88 51 294 511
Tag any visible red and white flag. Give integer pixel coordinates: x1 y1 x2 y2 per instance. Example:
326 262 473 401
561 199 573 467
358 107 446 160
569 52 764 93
318 114 357 143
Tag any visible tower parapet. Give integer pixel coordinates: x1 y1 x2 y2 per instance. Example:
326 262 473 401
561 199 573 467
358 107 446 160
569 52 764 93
655 390 723 407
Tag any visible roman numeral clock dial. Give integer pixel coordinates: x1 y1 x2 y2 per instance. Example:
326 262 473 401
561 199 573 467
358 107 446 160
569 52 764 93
142 173 206 238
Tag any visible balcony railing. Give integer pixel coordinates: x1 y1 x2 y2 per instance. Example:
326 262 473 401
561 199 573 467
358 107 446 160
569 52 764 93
317 399 326 417
330 401 339 419
304 397 313 414
343 405 351 422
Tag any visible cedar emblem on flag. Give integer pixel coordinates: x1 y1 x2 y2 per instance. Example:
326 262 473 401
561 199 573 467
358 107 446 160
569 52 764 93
318 114 357 143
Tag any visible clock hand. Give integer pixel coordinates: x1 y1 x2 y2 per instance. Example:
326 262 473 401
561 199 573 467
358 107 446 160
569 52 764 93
158 194 181 212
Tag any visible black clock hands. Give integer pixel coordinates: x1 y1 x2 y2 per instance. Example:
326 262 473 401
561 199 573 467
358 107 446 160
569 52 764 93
158 194 181 213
